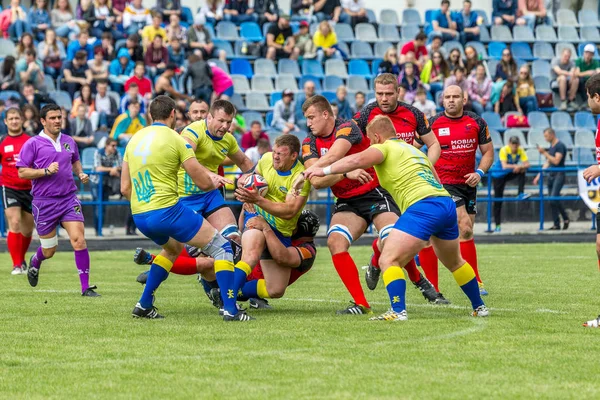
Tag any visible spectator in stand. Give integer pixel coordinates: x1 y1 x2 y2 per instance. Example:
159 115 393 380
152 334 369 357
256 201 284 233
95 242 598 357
444 66 469 93
22 104 41 136
125 62 153 98
447 47 464 73
272 89 300 134
421 50 449 99
292 21 315 60
199 0 224 25
266 14 296 61
314 0 349 24
313 21 342 63
0 56 18 91
185 55 214 103
533 128 569 230
242 120 270 150
79 0 96 28
467 63 492 114
456 0 480 45
91 0 121 40
426 35 447 59
295 79 316 125
174 107 190 131
291 0 314 22
38 29 65 80
111 99 146 145
125 33 144 63
495 48 518 82
187 14 217 60
100 32 116 61
16 33 36 61
168 37 186 69
120 83 147 114
516 0 549 31
353 91 365 113
245 138 270 164
67 31 94 62
341 0 368 27
335 86 353 120
145 35 169 77
551 48 578 111
492 135 531 232
20 83 55 111
430 0 460 43
157 0 181 21
95 79 118 128
330 102 339 118
493 0 518 26
223 0 257 24
515 64 537 115
575 44 600 105
51 0 79 39
59 106 71 136
166 14 187 43
112 0 126 24
29 0 51 42
69 104 95 152
400 32 428 69
464 45 479 76
71 84 98 129
5 0 32 41
62 50 94 99
211 63 234 101
412 87 437 118
155 64 193 102
399 62 421 104
108 48 134 92
495 81 518 116
378 48 401 76
88 47 109 81
122 0 151 35
254 0 279 26
16 49 46 92
0 102 6 135
142 11 167 48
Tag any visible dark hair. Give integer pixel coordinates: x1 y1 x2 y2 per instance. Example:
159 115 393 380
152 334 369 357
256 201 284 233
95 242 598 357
399 83 409 91
80 84 93 105
416 87 427 96
210 99 236 116
544 127 556 136
128 82 139 89
355 91 365 97
585 73 600 98
500 49 518 78
191 98 208 106
24 49 37 58
128 33 141 43
96 78 109 86
251 120 262 127
75 50 87 60
441 0 450 5
23 104 39 120
165 62 178 71
431 51 450 78
274 133 300 155
135 61 145 69
302 94 333 115
149 95 176 121
509 136 520 145
415 32 427 42
105 138 118 147
455 66 466 74
1 56 16 78
101 31 113 41
464 0 472 4
40 104 61 120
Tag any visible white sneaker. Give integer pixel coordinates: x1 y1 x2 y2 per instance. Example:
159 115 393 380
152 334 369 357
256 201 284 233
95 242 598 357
11 267 22 275
584 315 600 328
369 309 408 321
472 305 489 317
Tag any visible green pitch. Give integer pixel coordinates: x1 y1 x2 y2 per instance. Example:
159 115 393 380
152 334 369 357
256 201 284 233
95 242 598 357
1 243 600 399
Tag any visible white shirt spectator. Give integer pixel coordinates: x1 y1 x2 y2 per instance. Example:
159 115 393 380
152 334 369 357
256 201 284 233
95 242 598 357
341 0 366 13
245 146 262 165
412 99 437 118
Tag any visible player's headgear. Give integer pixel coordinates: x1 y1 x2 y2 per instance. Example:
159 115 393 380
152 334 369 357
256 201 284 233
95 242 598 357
294 210 320 239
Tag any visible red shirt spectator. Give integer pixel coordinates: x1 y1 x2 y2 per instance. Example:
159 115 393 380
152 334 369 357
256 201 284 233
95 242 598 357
400 32 429 68
125 62 153 97
241 121 269 150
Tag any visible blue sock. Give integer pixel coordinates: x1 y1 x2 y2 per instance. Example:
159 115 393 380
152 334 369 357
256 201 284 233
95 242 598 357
139 257 171 309
232 261 252 298
214 261 236 315
383 267 407 313
241 280 259 299
453 263 484 309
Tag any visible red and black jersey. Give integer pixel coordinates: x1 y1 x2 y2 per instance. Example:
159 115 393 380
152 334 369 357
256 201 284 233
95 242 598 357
302 118 379 199
352 101 432 145
596 119 600 164
0 133 32 191
428 111 491 185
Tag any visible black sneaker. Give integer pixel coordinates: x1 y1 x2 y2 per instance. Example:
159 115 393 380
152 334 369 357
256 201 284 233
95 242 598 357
132 302 164 319
336 301 372 315
82 285 101 297
223 310 254 321
27 259 39 287
413 275 438 303
434 292 451 304
563 220 570 230
136 271 149 285
21 260 27 272
209 288 223 310
133 248 153 265
249 298 272 309
364 257 381 291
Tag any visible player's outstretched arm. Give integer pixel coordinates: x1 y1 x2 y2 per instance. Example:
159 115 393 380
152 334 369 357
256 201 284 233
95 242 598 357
182 158 231 192
238 188 308 220
121 161 132 200
229 149 256 174
246 216 301 268
301 158 345 189
304 139 353 170
305 148 385 179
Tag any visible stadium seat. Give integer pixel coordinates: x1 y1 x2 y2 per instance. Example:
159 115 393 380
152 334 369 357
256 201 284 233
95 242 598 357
574 112 597 131
348 59 372 79
321 91 337 103
269 92 282 107
278 58 301 78
551 112 574 130
486 59 499 77
488 42 507 59
526 148 545 165
473 9 489 25
324 75 345 92
479 25 490 43
557 9 579 26
503 129 527 146
334 23 355 42
533 42 555 60
245 93 270 111
265 111 273 127
535 25 557 42
424 9 436 23
581 27 600 43
556 130 574 149
212 39 234 59
401 24 421 41
374 41 393 58
81 148 97 170
555 42 578 60
366 9 377 24
302 59 324 78
242 111 265 128
578 42 600 58
351 41 374 59
532 60 551 77
275 74 298 92
44 75 56 92
533 76 551 92
402 8 421 25
379 8 400 25
491 25 512 42
378 24 400 42
371 59 382 76
299 75 322 92
231 74 251 95
527 111 550 129
49 91 72 110
348 75 369 93
466 41 487 60
489 129 503 149
513 26 535 42
574 129 595 147
309 22 319 36
251 75 274 94
216 21 238 40
572 147 596 165
337 41 351 58
0 39 16 58
355 23 378 42
230 93 245 111
0 90 20 102
325 59 348 79
254 58 277 79
558 26 580 42
262 22 272 39
527 128 545 148
443 41 464 57
482 112 503 132
208 58 229 74
291 130 307 143
230 59 253 79
240 22 263 41
510 42 535 61
578 10 599 26
234 41 258 59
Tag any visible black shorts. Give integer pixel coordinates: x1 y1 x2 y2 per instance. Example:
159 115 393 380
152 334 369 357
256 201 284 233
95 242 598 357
1 186 32 214
596 212 600 234
444 184 477 215
333 187 401 225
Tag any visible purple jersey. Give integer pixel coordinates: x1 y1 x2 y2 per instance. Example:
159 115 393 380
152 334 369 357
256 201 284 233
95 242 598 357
16 132 80 198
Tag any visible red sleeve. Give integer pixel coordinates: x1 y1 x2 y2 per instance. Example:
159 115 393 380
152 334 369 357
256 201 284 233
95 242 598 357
400 42 413 55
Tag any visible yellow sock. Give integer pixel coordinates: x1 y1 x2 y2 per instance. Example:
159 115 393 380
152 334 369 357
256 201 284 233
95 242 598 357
153 255 173 272
257 279 270 298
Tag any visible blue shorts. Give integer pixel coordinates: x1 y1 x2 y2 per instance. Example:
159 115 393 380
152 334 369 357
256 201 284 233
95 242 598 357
221 85 234 97
394 196 459 241
179 189 227 217
242 210 291 260
133 201 204 246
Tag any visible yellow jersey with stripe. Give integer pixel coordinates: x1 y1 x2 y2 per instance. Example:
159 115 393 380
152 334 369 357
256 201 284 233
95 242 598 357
254 152 311 237
177 119 240 197
124 123 194 214
371 138 449 213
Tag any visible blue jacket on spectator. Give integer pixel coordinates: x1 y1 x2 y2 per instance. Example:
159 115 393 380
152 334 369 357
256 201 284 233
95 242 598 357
336 99 353 120
28 7 51 27
67 41 94 61
492 0 517 19
167 46 186 67
109 48 135 77
454 10 478 31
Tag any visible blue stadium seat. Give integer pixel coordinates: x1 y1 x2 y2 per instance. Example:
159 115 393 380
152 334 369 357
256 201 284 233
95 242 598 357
513 25 535 42
533 42 554 60
265 111 274 127
488 42 507 59
242 111 265 128
401 24 421 41
44 75 56 92
402 9 421 25
371 59 382 76
551 112 574 130
556 131 574 149
473 9 489 25
374 41 393 58
578 10 599 26
269 92 282 107
231 74 251 94
510 42 534 61
573 147 595 165
489 129 503 149
574 129 595 148
443 41 464 57
366 9 377 24
81 148 96 170
491 25 512 41
216 21 238 40
355 23 378 42
251 75 274 94
278 58 301 78
348 59 372 79
181 7 193 26
336 41 351 59
348 75 369 92
299 75 322 92
0 90 21 102
526 148 544 165
526 129 544 148
581 27 600 43
482 112 503 132
275 74 298 92
209 58 229 74
466 41 487 60
334 23 355 42
230 59 253 79
351 41 374 59
321 91 337 103
503 129 527 146
49 91 73 110
230 93 245 111
558 26 580 42
479 25 490 43
379 24 400 42
425 10 436 23
557 9 578 26
527 111 550 129
325 59 348 78
578 43 600 58
324 75 344 92
262 22 272 39
532 60 551 77
535 25 557 42
212 39 234 59
380 8 400 25
240 22 263 41
574 112 597 130
533 76 551 92
302 60 324 79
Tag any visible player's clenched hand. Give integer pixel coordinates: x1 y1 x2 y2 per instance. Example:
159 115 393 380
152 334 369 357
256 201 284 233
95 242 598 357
583 165 600 183
464 172 481 187
304 167 325 180
210 173 232 188
291 174 306 195
235 187 261 204
345 169 372 184
78 173 89 184
47 162 59 175
246 215 268 231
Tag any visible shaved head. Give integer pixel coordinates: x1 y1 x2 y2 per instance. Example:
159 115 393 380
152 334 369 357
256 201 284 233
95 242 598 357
442 85 465 117
366 115 396 145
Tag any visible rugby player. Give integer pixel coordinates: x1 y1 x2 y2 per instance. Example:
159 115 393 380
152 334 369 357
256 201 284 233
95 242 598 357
416 85 494 296
17 104 99 297
305 115 489 321
300 94 440 315
1 108 34 275
352 73 443 300
121 95 250 321
188 99 209 122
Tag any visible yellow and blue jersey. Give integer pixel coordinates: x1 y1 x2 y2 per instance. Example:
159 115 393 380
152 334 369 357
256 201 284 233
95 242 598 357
254 152 311 237
372 138 449 213
124 123 194 214
177 119 240 197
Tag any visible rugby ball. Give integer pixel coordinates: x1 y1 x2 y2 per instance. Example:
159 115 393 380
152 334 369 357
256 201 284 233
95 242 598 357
244 174 269 197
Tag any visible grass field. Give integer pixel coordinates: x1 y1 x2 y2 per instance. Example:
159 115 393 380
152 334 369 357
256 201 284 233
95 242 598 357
1 243 600 399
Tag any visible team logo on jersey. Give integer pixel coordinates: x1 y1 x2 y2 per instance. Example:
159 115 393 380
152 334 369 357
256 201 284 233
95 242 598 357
320 148 328 156
63 143 71 152
74 205 81 214
279 186 288 194
439 127 450 136
4 145 14 152
220 148 228 154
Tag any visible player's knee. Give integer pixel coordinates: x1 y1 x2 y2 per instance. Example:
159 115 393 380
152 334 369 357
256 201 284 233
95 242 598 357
201 232 233 262
265 282 286 298
378 224 394 244
7 217 21 232
458 220 473 240
42 247 57 259
327 224 353 254
219 224 241 242
70 236 87 250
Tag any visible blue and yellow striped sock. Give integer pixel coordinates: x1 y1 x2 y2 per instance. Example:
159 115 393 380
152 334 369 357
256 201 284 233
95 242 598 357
139 255 172 309
241 279 270 299
214 260 236 315
232 261 252 299
453 262 484 309
383 266 406 313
